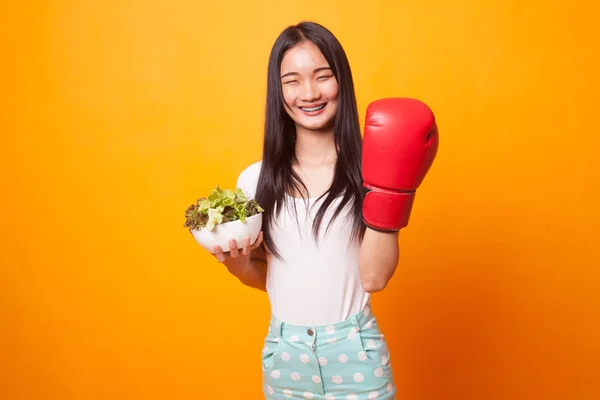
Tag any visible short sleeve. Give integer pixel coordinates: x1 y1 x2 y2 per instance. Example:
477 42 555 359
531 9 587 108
235 160 262 199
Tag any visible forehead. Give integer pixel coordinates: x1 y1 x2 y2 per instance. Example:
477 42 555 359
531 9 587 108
280 41 330 73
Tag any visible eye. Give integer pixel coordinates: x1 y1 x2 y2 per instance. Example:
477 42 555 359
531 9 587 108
317 75 333 81
283 80 298 85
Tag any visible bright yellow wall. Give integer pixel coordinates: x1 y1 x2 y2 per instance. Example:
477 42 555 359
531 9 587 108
2 0 599 399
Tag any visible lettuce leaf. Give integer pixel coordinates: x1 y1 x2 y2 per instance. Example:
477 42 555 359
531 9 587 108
184 186 264 231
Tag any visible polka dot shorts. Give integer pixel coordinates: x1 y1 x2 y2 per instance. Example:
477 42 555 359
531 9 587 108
261 303 396 399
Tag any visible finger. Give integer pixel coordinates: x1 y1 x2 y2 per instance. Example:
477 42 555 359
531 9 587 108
241 236 251 256
213 246 226 263
229 239 239 258
251 231 264 250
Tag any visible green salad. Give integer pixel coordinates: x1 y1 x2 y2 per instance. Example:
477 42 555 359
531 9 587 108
184 186 264 232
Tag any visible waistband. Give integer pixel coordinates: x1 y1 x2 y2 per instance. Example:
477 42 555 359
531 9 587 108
268 302 376 345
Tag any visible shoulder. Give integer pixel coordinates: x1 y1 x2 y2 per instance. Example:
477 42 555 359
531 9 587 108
236 160 263 199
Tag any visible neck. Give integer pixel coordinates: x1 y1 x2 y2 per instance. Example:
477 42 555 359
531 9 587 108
294 125 337 165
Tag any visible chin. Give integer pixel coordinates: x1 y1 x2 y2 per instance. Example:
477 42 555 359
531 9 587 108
297 116 336 132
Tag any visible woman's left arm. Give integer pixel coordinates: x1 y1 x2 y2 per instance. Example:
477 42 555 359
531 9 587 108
358 227 400 293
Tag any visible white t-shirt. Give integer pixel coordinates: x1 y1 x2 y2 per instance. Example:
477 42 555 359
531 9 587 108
236 160 370 326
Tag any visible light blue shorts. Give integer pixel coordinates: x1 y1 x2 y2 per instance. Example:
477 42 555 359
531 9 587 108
261 303 396 399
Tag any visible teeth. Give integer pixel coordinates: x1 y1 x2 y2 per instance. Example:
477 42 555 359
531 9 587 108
300 104 326 112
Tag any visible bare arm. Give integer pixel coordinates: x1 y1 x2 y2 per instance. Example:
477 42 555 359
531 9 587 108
213 232 268 292
358 227 400 293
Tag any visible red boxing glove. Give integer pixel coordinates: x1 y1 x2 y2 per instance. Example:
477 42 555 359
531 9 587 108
361 98 439 231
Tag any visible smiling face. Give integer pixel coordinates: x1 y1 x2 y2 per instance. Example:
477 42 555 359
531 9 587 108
280 41 339 133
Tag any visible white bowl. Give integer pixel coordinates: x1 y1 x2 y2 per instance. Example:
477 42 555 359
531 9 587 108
191 213 263 254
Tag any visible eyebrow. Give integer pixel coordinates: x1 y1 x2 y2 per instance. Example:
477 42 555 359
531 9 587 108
280 67 332 79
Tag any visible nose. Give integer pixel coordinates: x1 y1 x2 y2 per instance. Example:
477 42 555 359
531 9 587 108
300 80 320 102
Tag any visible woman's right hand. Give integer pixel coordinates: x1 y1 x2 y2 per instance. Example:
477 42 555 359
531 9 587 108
213 232 264 273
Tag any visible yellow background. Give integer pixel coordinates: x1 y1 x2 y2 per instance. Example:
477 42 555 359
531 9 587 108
2 0 599 399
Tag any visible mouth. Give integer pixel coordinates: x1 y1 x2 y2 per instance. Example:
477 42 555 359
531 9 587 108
299 103 327 114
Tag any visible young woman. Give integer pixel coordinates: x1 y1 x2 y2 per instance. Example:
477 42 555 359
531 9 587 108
212 21 438 400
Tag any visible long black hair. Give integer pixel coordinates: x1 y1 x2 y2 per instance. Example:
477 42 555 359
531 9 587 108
255 21 366 259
